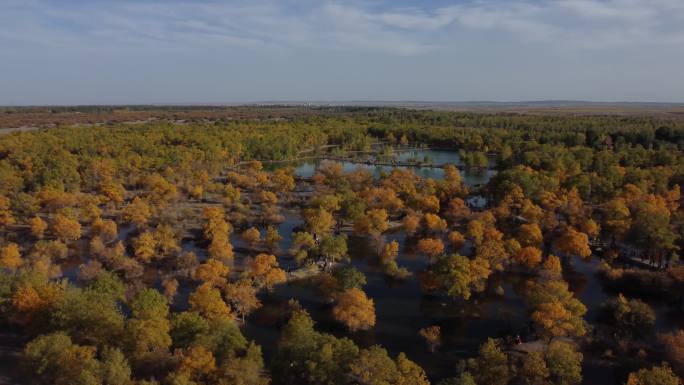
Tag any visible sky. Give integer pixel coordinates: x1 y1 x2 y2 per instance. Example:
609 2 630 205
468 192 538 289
1 0 684 105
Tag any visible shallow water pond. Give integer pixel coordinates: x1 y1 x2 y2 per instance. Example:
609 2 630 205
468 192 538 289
234 210 684 384
272 149 496 187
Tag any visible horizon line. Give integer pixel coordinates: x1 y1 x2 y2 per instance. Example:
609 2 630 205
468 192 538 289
3 100 684 108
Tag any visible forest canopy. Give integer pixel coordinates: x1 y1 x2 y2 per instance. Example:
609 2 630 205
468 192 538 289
0 106 683 385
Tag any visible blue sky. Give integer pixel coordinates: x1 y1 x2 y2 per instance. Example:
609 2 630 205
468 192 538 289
1 0 684 104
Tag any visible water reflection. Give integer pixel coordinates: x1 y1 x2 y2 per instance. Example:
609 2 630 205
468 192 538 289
271 149 497 187
242 215 531 381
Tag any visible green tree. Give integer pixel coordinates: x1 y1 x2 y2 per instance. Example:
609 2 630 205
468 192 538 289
52 286 125 347
24 332 102 385
273 309 359 385
216 341 270 385
332 265 367 291
318 235 349 265
100 347 133 385
171 312 210 349
546 341 583 385
630 196 678 261
194 317 248 364
434 254 473 300
468 338 510 385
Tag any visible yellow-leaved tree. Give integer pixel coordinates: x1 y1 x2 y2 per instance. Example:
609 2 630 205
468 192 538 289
245 254 286 291
332 288 376 331
52 213 81 242
30 216 48 239
0 243 23 271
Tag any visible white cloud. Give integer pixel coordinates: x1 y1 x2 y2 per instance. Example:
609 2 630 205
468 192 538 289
1 0 684 54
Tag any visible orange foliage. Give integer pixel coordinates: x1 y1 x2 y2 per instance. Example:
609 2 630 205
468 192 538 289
416 238 445 258
420 195 440 213
189 185 204 200
403 213 421 236
52 213 82 242
224 279 262 322
475 227 509 271
354 209 389 237
241 227 262 248
38 188 78 212
517 223 543 247
142 173 178 207
419 326 441 352
423 213 447 233
439 165 464 198
515 246 543 269
178 345 217 377
155 224 180 256
554 227 591 258
89 236 105 257
0 243 23 271
381 169 419 198
312 161 344 186
202 206 232 240
660 330 684 376
12 283 64 323
445 198 471 222
122 197 152 228
466 219 485 245
194 259 230 287
222 184 241 206
189 283 233 320
0 195 16 227
133 231 158 263
380 240 400 264
542 255 563 279
100 182 125 206
246 254 286 291
520 199 544 224
208 235 234 263
162 277 179 303
31 240 68 261
265 226 282 251
258 191 278 205
80 203 102 224
362 187 404 212
91 218 118 243
560 188 587 226
30 216 48 239
271 168 296 191
580 219 600 240
447 231 465 250
332 288 376 331
664 185 681 212
531 301 583 340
